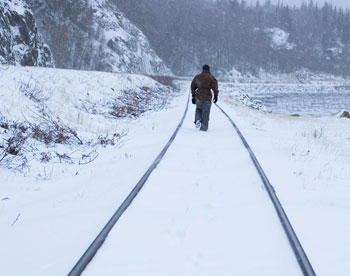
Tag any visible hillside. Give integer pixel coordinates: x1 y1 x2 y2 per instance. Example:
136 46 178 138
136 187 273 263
25 0 171 75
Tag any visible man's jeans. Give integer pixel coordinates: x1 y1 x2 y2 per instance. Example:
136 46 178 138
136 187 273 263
195 99 212 131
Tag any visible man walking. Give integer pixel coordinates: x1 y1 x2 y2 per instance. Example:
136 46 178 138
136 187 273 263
191 64 219 131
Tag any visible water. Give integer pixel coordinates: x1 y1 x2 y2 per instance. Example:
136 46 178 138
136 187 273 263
236 83 350 117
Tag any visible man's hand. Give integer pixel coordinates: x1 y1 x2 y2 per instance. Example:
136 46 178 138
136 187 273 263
213 96 218 104
192 96 196 105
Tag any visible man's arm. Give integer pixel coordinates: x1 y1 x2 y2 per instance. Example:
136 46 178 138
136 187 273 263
212 77 219 97
191 76 198 97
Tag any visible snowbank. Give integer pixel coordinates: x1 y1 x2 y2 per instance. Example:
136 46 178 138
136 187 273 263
0 65 177 174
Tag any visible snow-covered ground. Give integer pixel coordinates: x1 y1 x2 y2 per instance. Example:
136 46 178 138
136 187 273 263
219 89 350 275
83 97 301 276
0 66 183 275
1 67 350 275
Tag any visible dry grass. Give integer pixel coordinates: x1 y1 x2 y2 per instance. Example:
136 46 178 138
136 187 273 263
18 79 48 103
109 88 167 118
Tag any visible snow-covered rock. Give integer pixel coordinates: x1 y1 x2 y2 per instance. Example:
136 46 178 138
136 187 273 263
266 27 295 51
0 0 54 67
93 0 171 75
339 111 350 118
325 42 344 60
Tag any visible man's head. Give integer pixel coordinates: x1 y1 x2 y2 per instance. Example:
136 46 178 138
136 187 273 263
202 64 210 72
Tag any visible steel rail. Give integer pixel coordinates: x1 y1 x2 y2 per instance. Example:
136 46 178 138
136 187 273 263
215 103 316 276
67 93 190 276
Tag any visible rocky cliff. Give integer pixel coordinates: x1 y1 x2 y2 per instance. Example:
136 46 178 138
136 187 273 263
0 0 54 67
26 0 171 75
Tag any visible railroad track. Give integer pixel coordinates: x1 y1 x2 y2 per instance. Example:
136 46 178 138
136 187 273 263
68 93 316 276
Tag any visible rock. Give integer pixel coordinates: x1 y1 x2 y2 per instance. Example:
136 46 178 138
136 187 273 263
340 111 350 118
0 0 54 67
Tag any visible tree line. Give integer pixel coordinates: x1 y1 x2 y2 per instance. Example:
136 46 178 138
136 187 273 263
115 0 350 77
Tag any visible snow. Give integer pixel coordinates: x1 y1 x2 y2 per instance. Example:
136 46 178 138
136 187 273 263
219 66 243 79
11 44 27 65
9 26 21 38
0 97 185 274
218 89 350 275
0 65 171 134
266 27 295 51
2 0 28 16
0 67 184 275
89 0 171 75
83 99 300 275
1 67 350 275
326 47 343 59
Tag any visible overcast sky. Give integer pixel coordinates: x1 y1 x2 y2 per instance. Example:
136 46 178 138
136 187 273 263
246 0 350 9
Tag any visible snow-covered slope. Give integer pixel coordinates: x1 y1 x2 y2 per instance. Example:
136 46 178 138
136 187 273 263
0 65 177 173
0 76 186 276
26 0 171 75
91 0 171 75
0 0 53 67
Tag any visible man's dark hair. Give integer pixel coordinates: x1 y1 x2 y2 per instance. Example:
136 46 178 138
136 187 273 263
202 64 210 71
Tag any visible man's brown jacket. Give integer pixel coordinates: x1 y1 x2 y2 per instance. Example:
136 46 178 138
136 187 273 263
191 70 219 101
